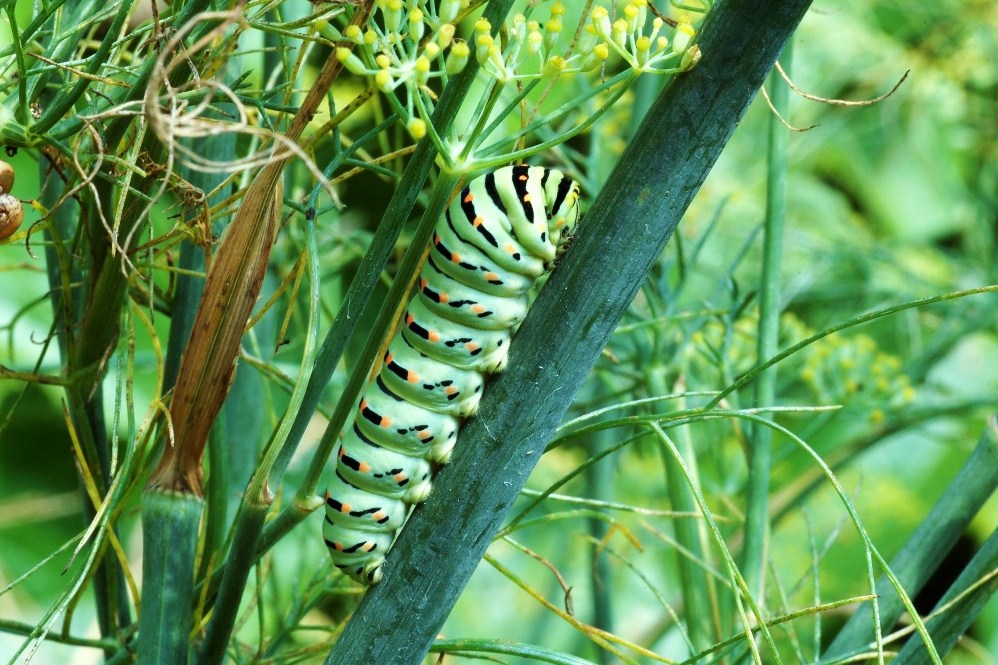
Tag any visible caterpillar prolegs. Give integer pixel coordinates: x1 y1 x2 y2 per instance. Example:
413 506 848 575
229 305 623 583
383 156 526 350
323 165 581 584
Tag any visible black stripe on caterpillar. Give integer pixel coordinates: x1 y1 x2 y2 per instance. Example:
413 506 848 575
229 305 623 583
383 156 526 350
323 165 581 584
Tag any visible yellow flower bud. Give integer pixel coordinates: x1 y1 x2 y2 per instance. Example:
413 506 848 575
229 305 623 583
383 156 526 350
415 56 431 84
445 40 470 74
407 118 427 139
526 29 543 55
375 69 394 91
375 54 391 69
409 8 425 42
383 0 402 34
543 55 566 78
438 23 455 49
545 17 562 50
336 47 367 75
423 41 440 59
344 24 361 40
624 4 639 32
590 6 611 40
672 17 695 54
611 19 628 49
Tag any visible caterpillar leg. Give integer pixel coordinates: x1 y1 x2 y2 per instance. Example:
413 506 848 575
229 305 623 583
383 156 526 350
322 474 408 585
322 517 391 585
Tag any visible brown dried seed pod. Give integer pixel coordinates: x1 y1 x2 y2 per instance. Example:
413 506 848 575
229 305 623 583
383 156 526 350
0 193 24 240
0 160 13 194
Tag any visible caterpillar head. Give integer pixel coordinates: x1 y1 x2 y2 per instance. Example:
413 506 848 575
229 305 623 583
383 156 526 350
543 171 581 254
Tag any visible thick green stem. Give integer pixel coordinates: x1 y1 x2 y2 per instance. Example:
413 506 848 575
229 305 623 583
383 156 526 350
138 490 204 665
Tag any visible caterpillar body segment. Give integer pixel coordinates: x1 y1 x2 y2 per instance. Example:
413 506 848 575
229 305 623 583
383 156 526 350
324 165 581 585
380 335 486 417
419 256 531 331
402 296 513 373
355 387 460 462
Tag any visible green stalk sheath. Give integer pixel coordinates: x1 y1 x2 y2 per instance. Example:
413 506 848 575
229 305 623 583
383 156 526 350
742 41 793 601
822 418 998 661
138 490 204 665
325 2 813 663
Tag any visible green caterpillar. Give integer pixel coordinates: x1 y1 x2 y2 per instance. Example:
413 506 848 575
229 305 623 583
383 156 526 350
323 165 581 584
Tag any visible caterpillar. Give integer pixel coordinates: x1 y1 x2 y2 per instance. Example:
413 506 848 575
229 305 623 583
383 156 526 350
323 165 581 584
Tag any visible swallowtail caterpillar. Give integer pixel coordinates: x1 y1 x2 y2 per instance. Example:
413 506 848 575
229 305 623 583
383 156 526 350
323 165 581 584
0 160 23 241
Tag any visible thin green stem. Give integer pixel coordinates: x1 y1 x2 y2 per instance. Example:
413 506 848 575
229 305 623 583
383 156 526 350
741 41 792 606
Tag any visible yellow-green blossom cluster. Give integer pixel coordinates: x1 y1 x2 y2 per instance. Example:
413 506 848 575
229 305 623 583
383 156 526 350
686 311 914 419
586 1 701 74
800 332 916 415
334 0 472 138
473 1 702 82
328 1 708 143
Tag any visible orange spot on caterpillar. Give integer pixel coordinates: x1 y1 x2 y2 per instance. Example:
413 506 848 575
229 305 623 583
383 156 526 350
418 431 431 440
465 342 480 352
451 251 461 262
471 305 485 313
394 472 408 483
361 542 375 553
381 416 392 428
464 192 473 203
518 174 528 181
444 386 458 395
473 216 484 227
406 313 415 325
439 293 449 304
385 353 394 364
505 244 516 254
340 502 351 514
420 279 428 289
333 542 344 551
485 272 499 281
359 461 371 472
407 371 419 383
523 194 532 203
428 331 441 342
373 511 386 521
